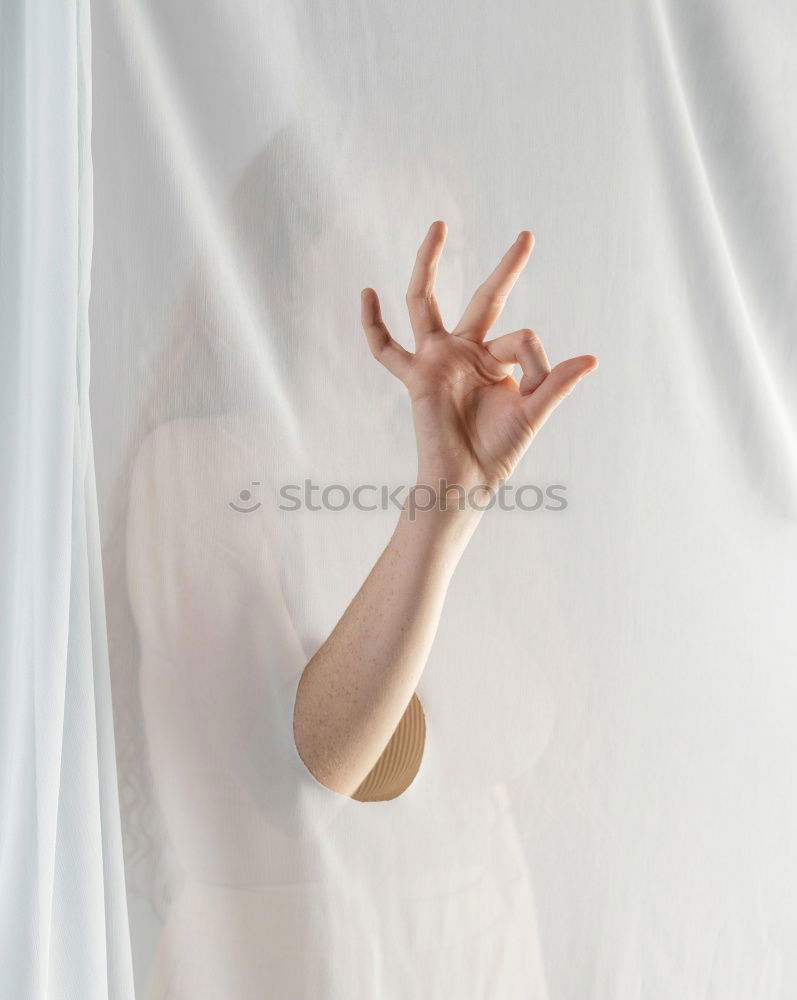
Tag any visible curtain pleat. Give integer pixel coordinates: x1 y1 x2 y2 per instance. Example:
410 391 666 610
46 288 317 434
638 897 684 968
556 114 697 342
0 0 134 996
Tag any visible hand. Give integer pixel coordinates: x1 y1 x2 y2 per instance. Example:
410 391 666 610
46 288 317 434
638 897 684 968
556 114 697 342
361 221 598 495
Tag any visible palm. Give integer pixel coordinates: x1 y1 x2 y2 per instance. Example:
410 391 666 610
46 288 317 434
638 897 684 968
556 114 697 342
361 222 597 489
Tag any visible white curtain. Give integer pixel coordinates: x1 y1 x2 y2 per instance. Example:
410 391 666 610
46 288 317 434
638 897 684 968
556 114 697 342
0 0 134 996
4 0 796 997
88 2 797 995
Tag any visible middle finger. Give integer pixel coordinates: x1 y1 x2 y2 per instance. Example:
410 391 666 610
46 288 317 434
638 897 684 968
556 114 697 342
452 230 534 342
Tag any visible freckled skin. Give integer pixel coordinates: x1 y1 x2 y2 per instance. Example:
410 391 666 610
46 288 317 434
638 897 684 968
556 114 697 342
293 222 598 796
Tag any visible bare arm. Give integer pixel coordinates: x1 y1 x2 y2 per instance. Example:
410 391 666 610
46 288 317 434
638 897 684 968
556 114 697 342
293 222 598 795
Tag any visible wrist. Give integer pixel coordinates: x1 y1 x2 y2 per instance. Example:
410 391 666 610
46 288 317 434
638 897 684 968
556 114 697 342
413 471 500 514
394 482 485 556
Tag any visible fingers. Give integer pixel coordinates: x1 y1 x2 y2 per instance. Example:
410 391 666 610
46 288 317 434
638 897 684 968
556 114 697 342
519 355 599 436
485 328 551 395
361 288 413 379
405 221 448 344
452 230 534 343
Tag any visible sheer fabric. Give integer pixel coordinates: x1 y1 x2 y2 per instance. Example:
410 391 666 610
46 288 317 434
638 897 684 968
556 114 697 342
89 1 797 996
0 0 133 996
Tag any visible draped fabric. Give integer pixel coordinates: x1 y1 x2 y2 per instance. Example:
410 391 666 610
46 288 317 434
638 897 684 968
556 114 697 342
0 0 134 996
86 1 797 997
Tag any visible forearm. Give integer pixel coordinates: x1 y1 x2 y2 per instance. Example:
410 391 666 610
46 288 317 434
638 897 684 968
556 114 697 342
292 496 481 795
293 221 597 796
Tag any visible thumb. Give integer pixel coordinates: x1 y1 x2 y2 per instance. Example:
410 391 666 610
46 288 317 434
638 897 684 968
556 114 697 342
519 354 598 436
